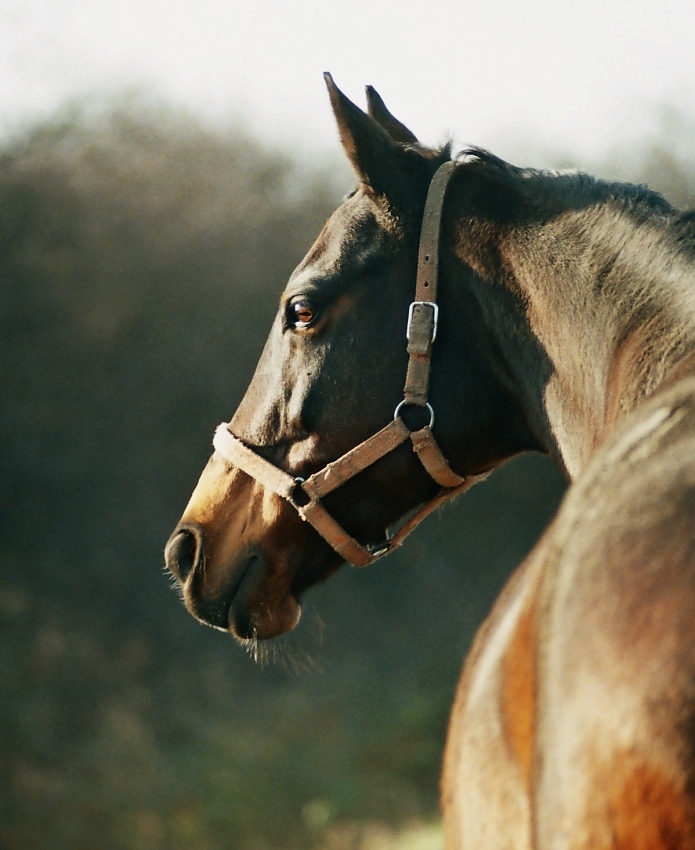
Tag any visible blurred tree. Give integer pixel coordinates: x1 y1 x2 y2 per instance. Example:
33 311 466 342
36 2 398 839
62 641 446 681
596 106 695 210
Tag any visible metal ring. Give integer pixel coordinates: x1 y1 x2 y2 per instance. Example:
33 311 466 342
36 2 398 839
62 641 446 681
393 400 435 430
288 477 309 508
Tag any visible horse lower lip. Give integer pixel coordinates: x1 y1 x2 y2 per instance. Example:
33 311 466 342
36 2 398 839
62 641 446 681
181 549 259 632
226 553 263 638
229 598 302 641
227 555 303 640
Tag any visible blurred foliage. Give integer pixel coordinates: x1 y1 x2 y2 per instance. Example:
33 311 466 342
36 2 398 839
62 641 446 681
1 94 693 850
599 107 695 210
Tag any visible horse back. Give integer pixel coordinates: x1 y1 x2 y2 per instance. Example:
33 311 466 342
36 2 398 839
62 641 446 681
444 375 695 850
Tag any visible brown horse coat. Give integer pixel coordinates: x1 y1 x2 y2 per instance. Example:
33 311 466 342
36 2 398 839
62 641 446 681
444 378 695 848
166 78 695 848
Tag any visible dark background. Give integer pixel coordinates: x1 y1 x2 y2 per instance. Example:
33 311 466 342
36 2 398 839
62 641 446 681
1 96 693 850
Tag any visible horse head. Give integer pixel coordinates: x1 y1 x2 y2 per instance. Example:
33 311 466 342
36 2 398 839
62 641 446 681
165 76 536 642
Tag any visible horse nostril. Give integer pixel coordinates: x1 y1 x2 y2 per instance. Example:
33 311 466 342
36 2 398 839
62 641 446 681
165 527 202 583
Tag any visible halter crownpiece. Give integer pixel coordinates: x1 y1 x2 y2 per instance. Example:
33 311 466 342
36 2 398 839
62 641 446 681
212 160 489 567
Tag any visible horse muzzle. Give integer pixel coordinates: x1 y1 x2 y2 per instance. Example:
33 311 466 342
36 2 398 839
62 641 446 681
165 520 302 641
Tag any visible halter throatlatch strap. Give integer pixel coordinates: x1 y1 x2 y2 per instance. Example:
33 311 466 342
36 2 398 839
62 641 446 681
212 159 488 567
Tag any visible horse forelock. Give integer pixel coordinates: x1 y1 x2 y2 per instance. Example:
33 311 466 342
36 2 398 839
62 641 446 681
404 139 454 161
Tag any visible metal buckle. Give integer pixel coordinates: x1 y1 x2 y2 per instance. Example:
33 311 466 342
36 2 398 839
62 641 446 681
367 540 390 559
288 477 310 508
406 301 439 343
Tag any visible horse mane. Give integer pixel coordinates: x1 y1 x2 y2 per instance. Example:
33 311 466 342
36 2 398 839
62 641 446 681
457 146 675 222
674 209 695 255
392 143 690 261
453 147 695 334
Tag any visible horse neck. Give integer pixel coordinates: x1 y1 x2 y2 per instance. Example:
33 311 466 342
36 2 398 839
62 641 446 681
458 202 695 480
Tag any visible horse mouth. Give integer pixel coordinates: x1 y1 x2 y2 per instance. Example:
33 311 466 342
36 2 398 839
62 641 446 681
165 529 302 641
225 552 302 641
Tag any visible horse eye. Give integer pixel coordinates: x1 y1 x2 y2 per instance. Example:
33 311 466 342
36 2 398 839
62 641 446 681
288 298 317 329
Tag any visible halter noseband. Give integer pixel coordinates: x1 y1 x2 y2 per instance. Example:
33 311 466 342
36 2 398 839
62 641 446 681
212 160 488 567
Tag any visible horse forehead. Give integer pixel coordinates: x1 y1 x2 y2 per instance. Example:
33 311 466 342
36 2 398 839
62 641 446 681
290 195 384 285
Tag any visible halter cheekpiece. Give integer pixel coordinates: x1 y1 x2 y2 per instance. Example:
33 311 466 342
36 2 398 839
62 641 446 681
213 160 487 567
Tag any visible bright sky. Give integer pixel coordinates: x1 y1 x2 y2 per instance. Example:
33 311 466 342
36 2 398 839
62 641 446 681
0 0 693 163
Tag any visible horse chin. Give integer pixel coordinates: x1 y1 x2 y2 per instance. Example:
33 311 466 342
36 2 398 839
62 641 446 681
228 593 302 641
184 583 302 641
243 552 304 638
179 545 303 641
225 547 302 640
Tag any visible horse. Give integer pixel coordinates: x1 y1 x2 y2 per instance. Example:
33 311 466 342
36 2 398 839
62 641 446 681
165 74 695 848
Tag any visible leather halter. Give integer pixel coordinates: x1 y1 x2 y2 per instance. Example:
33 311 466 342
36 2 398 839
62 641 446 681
213 160 488 567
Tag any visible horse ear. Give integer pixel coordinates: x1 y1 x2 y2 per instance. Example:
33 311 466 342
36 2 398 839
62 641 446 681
324 73 411 199
365 85 419 145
